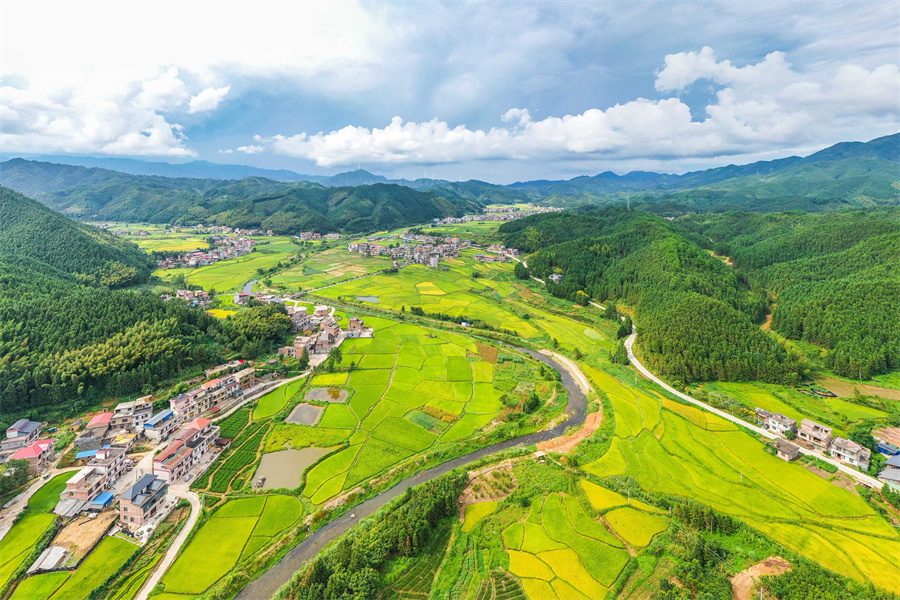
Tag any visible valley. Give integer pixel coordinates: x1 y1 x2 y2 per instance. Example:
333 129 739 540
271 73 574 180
0 145 898 600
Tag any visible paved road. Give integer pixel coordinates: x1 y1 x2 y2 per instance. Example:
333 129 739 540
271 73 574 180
212 373 308 424
134 490 201 600
624 329 882 488
235 348 588 600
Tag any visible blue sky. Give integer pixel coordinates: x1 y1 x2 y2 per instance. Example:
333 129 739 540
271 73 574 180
2 1 898 183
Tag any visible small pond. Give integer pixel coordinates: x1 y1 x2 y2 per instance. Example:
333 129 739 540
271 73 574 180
305 387 349 403
356 296 379 303
285 403 323 425
253 448 332 490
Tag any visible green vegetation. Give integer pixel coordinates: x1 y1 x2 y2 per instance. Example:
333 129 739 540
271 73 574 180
0 514 56 593
0 187 292 423
160 496 304 596
275 475 464 600
578 363 900 592
293 318 555 505
27 471 77 513
678 209 900 379
462 501 499 532
0 162 479 233
254 379 305 419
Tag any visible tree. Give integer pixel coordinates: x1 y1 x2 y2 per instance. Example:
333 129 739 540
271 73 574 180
328 346 343 366
523 392 541 414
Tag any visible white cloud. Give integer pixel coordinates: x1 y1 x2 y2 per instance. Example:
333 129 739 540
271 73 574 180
134 67 189 111
236 144 264 154
188 86 230 113
246 48 899 168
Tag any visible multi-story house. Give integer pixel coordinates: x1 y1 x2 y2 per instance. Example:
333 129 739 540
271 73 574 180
119 474 169 530
143 409 178 441
9 439 54 474
153 418 220 482
798 419 833 451
2 419 42 451
110 397 154 431
756 409 797 436
831 437 871 470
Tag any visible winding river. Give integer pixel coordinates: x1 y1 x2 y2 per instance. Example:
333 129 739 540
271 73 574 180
236 348 587 600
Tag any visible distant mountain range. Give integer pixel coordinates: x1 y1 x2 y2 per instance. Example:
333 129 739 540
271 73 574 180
0 133 896 225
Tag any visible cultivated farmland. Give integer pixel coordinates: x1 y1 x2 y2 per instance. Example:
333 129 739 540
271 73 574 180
159 496 304 596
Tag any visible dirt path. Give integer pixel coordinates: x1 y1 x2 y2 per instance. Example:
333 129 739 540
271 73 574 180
0 465 83 543
730 556 791 600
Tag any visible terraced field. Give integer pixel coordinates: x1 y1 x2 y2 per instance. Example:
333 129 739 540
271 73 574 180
579 363 900 592
159 496 303 597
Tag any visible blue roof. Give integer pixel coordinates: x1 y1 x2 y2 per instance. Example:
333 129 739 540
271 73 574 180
76 449 98 459
92 492 115 505
145 409 174 427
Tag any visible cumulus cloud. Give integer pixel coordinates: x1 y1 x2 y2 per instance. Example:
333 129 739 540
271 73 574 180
244 48 899 167
236 144 264 154
0 66 233 156
188 86 230 113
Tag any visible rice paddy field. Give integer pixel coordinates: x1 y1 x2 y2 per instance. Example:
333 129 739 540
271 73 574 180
158 496 303 597
271 246 394 290
317 252 613 355
153 238 297 292
0 514 56 592
133 234 210 253
265 316 553 506
578 362 900 592
10 536 139 600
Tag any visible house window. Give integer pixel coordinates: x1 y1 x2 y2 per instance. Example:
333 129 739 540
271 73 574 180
124 507 128 512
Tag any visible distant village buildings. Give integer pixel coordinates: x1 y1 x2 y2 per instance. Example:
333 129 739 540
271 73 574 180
433 204 563 226
757 410 871 471
155 236 256 270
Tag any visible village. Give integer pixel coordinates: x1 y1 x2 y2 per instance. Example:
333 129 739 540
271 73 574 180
346 232 520 268
0 300 371 577
154 235 257 269
431 204 563 226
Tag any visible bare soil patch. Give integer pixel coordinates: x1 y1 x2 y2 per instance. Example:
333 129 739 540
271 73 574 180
476 343 499 364
815 376 900 401
53 510 118 560
730 556 791 600
285 403 323 425
537 410 602 454
874 427 900 447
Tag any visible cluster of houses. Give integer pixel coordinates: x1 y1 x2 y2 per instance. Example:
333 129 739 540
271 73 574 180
432 205 563 226
185 224 274 236
298 232 342 241
160 289 211 307
755 409 872 470
279 305 373 359
168 366 257 422
155 238 255 269
348 234 487 268
1 419 54 474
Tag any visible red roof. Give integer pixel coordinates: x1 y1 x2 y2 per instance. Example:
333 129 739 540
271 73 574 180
184 418 211 431
201 379 221 389
87 412 112 427
10 439 53 460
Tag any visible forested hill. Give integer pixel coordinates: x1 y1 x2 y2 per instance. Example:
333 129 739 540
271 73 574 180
501 207 799 385
676 209 900 379
0 189 292 422
0 186 153 287
0 160 480 233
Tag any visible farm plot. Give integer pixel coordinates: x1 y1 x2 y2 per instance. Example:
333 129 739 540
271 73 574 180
160 496 303 596
28 471 76 513
580 364 900 592
254 379 305 419
289 317 551 505
0 514 56 592
274 247 394 290
12 536 139 600
502 493 631 599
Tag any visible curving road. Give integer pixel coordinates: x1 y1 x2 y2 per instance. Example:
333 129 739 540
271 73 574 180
235 348 587 600
624 329 882 488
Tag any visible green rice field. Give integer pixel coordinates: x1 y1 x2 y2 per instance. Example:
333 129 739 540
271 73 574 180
0 514 56 592
160 496 304 596
10 536 139 600
254 379 305 419
258 317 554 505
